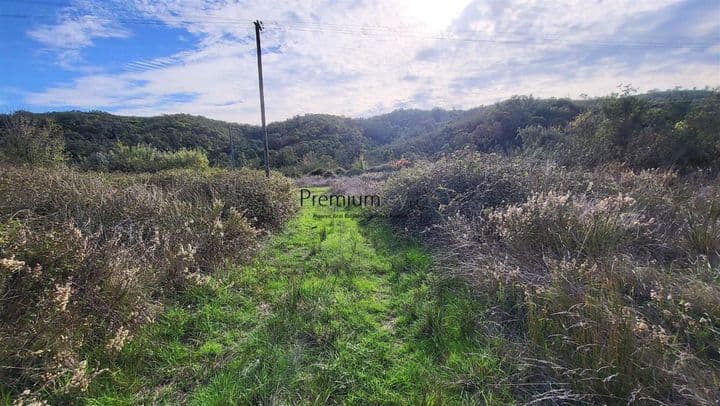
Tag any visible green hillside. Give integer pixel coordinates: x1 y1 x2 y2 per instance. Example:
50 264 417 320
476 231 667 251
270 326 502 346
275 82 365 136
2 89 717 175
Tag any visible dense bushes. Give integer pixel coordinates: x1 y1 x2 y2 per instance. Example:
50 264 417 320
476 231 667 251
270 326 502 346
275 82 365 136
380 151 528 231
140 168 297 230
381 151 720 403
0 112 65 167
90 143 210 172
0 166 296 401
489 191 654 260
524 92 720 170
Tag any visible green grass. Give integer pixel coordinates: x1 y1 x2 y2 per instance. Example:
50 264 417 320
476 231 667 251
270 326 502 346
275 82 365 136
85 188 510 404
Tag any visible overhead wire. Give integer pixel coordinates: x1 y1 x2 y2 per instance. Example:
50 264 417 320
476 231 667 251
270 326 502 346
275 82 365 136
0 0 715 50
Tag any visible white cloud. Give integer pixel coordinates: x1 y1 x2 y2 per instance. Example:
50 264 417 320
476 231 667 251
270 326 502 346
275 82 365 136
28 14 129 50
23 0 720 123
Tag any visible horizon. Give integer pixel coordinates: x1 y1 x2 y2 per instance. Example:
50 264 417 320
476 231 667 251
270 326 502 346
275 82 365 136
6 88 717 126
1 0 719 124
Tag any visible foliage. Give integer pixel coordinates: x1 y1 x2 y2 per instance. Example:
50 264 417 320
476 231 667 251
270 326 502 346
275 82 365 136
528 92 720 169
94 143 210 172
2 90 717 176
39 111 263 168
267 114 368 176
381 151 720 403
0 165 297 401
357 107 461 145
0 112 66 167
83 190 511 404
380 151 528 231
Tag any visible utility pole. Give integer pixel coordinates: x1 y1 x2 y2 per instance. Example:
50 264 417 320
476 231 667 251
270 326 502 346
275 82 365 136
254 20 270 177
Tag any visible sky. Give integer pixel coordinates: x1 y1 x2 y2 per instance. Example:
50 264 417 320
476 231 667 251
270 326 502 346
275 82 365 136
1 0 719 124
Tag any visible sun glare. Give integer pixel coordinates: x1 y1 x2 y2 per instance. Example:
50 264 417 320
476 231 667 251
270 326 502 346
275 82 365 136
404 0 472 31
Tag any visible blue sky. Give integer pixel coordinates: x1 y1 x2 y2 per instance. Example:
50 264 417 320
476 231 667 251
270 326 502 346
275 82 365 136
1 0 718 123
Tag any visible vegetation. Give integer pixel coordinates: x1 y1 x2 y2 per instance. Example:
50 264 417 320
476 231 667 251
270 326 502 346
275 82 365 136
4 90 716 176
523 92 720 169
0 112 65 167
30 111 264 169
379 151 720 403
83 190 511 404
1 88 719 404
0 166 296 403
93 143 210 173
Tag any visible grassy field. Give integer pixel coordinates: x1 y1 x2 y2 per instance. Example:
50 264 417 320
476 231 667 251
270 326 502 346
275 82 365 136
85 188 510 404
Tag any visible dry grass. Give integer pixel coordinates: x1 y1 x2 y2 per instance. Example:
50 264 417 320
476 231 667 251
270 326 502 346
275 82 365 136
382 152 720 404
327 172 388 196
0 165 297 402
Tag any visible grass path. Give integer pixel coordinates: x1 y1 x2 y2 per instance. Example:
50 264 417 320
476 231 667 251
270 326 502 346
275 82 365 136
87 189 510 404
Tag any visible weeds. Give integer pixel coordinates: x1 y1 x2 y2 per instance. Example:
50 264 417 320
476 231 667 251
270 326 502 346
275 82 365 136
80 190 511 404
382 151 720 404
0 165 296 402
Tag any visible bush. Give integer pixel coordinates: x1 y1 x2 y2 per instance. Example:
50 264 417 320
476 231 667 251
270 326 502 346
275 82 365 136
523 93 720 170
380 151 528 231
99 143 210 172
523 258 718 403
0 165 297 400
384 152 720 403
489 191 654 260
141 168 297 231
0 112 65 167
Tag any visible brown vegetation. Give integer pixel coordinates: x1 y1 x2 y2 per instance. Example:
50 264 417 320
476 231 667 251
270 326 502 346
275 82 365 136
0 166 296 401
380 151 720 404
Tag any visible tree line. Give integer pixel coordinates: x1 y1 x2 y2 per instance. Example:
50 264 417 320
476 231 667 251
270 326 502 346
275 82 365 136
1 89 717 174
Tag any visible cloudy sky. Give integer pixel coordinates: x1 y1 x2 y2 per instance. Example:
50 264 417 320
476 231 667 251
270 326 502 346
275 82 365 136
1 0 718 123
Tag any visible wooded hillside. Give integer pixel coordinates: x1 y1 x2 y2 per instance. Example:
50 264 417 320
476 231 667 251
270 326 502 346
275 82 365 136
2 89 717 174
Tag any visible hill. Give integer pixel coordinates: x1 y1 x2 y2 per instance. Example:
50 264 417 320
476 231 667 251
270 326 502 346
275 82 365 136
2 89 718 174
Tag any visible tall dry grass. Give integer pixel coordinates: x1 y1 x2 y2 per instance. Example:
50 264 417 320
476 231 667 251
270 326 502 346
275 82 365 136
0 165 296 401
381 152 720 404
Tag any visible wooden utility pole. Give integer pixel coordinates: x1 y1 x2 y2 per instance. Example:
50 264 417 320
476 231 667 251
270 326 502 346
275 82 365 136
254 20 270 177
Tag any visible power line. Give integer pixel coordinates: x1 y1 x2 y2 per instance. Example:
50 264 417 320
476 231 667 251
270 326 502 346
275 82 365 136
0 9 715 50
6 0 715 47
271 23 715 50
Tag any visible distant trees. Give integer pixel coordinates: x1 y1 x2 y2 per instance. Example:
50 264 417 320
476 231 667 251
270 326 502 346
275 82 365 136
1 89 717 174
358 108 460 145
35 111 263 168
269 114 367 167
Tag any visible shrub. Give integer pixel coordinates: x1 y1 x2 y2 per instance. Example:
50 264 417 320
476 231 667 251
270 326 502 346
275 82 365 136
386 153 720 403
0 112 65 167
0 165 297 400
523 258 718 404
488 191 654 260
101 143 210 172
381 151 528 231
524 93 720 170
683 188 720 261
518 125 566 151
141 168 296 231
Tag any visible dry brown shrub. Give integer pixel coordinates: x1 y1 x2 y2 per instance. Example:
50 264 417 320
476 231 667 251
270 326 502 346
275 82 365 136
0 165 297 401
382 152 720 404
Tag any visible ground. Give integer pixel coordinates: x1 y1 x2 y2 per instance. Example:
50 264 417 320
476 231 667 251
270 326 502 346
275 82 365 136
87 188 510 405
